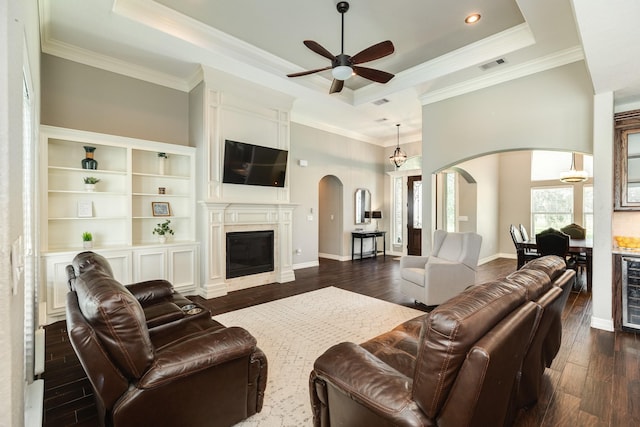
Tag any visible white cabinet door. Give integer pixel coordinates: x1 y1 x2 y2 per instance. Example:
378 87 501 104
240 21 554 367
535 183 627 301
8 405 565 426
168 246 198 293
133 248 167 282
43 250 132 323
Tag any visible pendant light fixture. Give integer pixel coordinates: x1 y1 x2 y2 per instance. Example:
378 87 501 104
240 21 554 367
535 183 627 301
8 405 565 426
389 123 407 168
559 152 588 183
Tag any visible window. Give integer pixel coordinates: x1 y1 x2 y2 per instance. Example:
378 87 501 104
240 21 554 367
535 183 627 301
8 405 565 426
531 151 573 181
393 177 403 244
445 172 456 232
583 185 593 239
531 187 573 234
413 179 422 229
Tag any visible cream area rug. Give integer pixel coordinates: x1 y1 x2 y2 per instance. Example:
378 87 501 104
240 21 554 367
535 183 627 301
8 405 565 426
212 287 424 427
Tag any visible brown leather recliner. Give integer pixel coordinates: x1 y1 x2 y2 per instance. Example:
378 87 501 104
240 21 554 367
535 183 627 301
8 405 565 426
309 255 573 427
65 251 267 427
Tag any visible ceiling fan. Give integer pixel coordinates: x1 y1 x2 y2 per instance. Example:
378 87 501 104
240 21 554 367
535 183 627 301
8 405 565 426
286 1 395 94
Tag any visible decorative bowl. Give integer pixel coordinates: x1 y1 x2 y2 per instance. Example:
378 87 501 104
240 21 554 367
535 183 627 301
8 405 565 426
614 236 640 249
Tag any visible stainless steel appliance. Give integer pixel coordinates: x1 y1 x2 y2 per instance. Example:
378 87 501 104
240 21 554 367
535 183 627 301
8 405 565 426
622 256 640 330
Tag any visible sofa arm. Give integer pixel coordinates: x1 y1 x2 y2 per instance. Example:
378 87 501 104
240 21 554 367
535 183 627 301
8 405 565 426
312 342 427 425
126 280 174 303
138 326 258 388
400 255 429 270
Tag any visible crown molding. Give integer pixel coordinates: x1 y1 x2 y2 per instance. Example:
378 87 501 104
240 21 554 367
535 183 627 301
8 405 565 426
354 23 536 106
290 112 383 146
40 0 192 91
419 46 585 105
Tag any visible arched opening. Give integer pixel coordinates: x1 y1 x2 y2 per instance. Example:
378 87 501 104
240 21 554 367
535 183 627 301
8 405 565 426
318 175 344 259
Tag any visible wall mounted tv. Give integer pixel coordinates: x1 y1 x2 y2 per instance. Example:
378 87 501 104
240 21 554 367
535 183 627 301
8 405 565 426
222 139 288 188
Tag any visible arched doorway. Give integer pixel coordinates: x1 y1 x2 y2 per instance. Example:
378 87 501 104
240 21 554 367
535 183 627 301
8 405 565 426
318 175 344 259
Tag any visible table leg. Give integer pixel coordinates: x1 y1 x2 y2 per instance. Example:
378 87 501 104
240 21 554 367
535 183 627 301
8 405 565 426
383 234 386 258
351 235 355 261
373 236 378 258
360 237 364 260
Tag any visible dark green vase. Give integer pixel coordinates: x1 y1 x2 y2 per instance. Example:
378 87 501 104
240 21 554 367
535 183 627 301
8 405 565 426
82 146 98 170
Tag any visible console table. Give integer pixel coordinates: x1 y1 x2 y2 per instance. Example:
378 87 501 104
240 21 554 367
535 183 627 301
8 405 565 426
351 231 386 260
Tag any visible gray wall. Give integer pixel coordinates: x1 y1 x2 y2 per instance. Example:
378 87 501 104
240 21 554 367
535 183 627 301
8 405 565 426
41 54 190 145
318 175 343 256
290 123 385 265
422 61 594 255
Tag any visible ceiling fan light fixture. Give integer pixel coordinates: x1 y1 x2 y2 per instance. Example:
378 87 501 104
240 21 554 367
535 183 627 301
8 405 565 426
559 152 588 183
389 124 407 168
332 65 353 80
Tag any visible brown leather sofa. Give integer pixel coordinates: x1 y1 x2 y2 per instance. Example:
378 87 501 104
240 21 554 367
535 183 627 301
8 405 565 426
65 251 267 427
309 255 574 427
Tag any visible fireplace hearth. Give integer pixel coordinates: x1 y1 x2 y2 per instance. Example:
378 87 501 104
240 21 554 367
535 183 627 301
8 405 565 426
226 230 275 279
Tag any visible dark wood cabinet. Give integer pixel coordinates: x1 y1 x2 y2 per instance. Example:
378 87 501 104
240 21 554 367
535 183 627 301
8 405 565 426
614 110 640 210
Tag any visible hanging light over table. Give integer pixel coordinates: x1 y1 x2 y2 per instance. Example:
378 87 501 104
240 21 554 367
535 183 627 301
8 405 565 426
559 152 588 183
389 123 407 168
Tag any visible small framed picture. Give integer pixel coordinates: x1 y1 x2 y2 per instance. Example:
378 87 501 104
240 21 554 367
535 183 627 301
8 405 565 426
151 202 171 217
77 200 93 218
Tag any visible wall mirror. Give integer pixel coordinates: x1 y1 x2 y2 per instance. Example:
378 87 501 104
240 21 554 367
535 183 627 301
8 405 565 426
614 110 640 210
355 188 371 224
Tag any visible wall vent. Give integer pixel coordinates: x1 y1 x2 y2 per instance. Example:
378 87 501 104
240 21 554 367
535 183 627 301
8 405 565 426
373 98 390 106
480 58 506 71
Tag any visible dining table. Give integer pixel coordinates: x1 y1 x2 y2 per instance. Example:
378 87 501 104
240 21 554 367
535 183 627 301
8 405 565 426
521 238 593 292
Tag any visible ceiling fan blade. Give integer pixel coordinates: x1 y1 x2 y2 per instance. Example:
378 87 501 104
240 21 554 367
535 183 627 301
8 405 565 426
329 79 344 94
303 40 336 61
353 66 395 83
351 40 395 65
287 66 332 78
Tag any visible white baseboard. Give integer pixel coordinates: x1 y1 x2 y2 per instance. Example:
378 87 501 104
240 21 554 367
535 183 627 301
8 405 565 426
590 316 614 331
318 253 351 262
293 260 319 270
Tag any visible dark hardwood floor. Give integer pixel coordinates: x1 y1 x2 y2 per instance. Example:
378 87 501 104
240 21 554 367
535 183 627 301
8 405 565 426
41 256 640 426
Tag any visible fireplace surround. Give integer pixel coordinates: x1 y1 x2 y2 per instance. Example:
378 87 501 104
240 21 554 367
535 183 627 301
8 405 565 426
198 202 296 298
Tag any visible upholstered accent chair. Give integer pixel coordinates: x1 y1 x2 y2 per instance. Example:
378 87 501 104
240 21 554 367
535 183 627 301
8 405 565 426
399 230 482 306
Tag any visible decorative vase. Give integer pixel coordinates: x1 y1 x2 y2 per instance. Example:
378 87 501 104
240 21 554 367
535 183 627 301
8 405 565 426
82 146 98 170
158 235 167 244
83 241 93 249
158 153 168 175
84 183 95 192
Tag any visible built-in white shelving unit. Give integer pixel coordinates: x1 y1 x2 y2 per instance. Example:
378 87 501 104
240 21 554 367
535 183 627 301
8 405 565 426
40 126 199 323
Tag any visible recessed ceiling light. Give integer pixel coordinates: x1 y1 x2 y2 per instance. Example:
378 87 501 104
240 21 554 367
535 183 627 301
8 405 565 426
465 13 481 24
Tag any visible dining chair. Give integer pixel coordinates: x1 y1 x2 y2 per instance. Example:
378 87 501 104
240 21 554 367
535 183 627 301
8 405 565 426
510 224 540 269
519 224 530 242
560 223 588 276
534 229 577 271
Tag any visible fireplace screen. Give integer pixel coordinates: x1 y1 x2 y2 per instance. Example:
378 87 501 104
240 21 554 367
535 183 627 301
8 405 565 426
226 230 275 279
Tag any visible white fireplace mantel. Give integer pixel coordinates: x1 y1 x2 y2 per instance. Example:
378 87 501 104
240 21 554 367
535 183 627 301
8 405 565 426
198 201 297 298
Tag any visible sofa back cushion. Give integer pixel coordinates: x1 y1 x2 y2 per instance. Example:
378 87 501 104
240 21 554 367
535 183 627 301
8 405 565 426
74 267 154 379
520 255 566 281
412 281 527 418
504 268 552 300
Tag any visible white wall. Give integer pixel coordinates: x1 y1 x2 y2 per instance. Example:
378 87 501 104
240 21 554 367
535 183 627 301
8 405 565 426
290 123 385 265
1 0 40 425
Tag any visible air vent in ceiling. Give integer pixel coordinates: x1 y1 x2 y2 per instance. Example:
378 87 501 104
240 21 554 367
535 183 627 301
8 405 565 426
479 58 506 71
374 118 388 123
373 98 390 106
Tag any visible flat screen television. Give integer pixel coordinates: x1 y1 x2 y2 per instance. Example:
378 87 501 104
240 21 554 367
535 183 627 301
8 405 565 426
222 139 288 188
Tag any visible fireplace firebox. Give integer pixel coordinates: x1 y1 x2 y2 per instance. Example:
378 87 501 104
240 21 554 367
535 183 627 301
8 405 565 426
226 230 275 279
